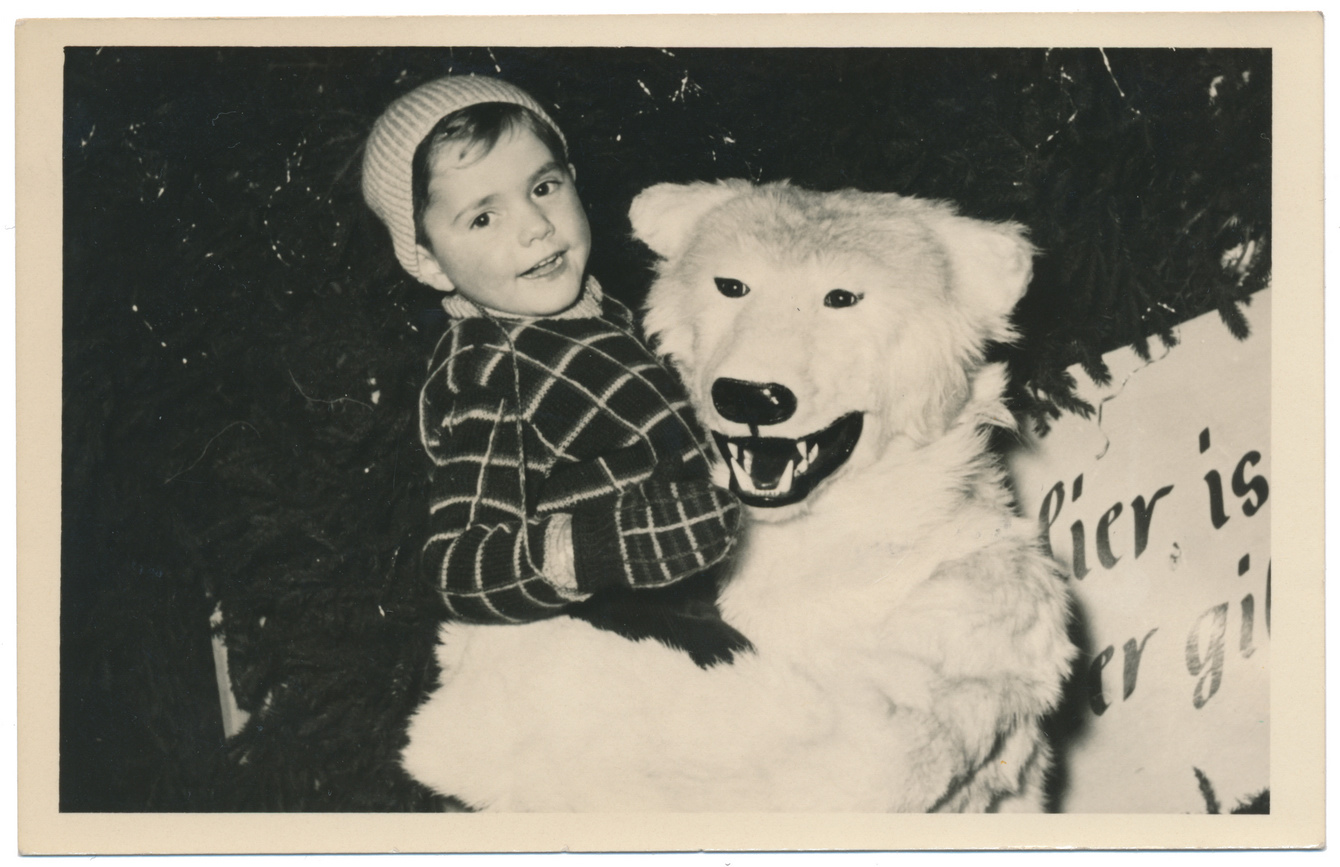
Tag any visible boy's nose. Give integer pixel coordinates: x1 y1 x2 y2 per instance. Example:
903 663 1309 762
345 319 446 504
520 205 555 244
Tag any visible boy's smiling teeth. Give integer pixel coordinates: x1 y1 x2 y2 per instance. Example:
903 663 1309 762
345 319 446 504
522 252 564 278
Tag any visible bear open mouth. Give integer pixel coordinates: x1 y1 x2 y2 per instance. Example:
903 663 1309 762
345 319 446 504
711 412 863 508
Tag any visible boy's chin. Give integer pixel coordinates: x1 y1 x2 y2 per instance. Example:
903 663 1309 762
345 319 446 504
538 278 586 315
454 276 585 317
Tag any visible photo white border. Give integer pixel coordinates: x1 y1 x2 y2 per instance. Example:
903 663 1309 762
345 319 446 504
14 11 1325 855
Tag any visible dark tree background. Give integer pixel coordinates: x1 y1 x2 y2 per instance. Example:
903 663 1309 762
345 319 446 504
61 47 1269 811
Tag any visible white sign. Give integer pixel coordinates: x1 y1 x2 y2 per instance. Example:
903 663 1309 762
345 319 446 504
1008 289 1270 813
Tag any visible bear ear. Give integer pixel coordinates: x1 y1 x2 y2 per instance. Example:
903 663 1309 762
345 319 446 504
629 180 752 260
926 210 1036 333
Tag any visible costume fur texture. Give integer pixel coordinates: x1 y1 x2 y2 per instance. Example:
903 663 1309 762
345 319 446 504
402 180 1075 811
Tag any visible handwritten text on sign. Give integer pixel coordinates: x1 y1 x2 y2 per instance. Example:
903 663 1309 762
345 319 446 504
1008 289 1270 813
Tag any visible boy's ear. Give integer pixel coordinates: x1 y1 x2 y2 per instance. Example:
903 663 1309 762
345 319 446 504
567 163 578 182
415 244 456 293
629 180 750 260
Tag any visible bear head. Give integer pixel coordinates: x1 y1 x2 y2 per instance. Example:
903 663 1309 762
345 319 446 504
631 179 1034 518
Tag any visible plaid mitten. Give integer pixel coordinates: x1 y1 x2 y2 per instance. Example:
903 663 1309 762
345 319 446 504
570 478 741 592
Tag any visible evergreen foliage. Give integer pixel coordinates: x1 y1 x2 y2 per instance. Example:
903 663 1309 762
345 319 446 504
61 47 1269 810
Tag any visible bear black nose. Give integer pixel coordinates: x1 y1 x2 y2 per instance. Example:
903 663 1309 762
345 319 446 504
711 378 797 427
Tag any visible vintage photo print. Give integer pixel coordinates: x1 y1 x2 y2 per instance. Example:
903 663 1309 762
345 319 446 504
16 12 1323 854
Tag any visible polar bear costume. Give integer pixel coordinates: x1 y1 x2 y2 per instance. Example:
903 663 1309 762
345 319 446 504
402 179 1075 812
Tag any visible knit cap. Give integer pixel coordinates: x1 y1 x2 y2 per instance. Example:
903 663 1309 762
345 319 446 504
362 75 568 282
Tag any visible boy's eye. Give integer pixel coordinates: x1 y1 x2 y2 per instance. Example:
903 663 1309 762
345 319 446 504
470 213 491 229
714 277 750 298
534 179 558 196
824 289 862 308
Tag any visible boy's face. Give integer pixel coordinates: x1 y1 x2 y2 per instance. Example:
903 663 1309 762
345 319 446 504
415 126 590 316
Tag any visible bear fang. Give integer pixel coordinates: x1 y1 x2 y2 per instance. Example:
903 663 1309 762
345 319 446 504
711 412 863 507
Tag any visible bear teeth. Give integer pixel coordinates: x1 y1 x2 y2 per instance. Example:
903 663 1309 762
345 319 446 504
794 442 810 475
724 439 818 491
794 440 819 475
711 413 861 508
729 454 798 496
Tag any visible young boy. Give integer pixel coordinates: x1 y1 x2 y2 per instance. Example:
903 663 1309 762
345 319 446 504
361 75 745 655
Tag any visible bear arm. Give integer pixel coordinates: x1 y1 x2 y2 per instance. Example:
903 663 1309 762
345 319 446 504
889 539 1074 763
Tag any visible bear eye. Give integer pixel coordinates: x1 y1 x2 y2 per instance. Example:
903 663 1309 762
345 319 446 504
714 277 750 298
824 289 862 309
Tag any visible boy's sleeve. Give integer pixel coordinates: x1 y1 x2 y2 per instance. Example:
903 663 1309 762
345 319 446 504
421 379 589 623
568 472 742 594
535 422 743 595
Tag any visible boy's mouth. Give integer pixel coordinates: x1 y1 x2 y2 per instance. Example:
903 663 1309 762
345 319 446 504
520 251 566 279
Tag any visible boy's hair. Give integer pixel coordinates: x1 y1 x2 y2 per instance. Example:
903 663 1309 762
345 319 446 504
412 102 570 250
361 75 567 283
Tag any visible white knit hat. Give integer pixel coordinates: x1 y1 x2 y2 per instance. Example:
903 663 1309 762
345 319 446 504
361 75 567 282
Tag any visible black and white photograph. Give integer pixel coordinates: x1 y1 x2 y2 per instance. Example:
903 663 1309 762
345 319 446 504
16 12 1324 854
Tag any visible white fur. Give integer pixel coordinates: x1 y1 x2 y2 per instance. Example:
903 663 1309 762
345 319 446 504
403 181 1074 812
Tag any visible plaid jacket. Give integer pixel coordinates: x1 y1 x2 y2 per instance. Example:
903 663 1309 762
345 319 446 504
420 288 739 623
